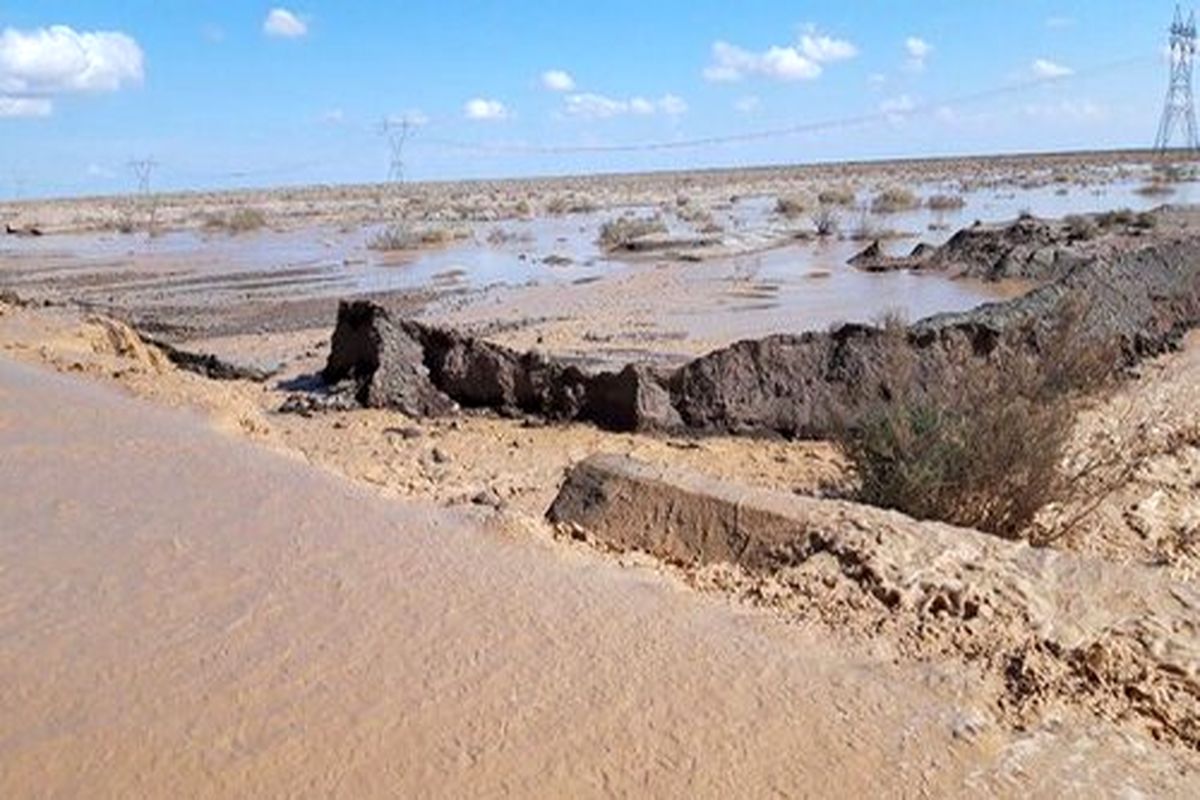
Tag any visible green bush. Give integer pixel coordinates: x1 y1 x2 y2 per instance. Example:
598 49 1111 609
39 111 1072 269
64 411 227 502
833 301 1114 538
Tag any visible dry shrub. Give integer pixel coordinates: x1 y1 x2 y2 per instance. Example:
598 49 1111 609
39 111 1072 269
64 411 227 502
870 186 919 213
1095 208 1156 232
811 206 840 237
1136 179 1175 198
926 193 966 211
1063 214 1099 241
775 195 810 217
597 214 667 250
204 206 267 234
546 194 598 215
368 223 466 251
835 299 1116 538
676 202 717 229
817 185 856 206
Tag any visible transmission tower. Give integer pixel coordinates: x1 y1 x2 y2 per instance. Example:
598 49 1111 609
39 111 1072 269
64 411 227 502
128 158 157 194
126 158 159 233
1155 4 1199 153
378 116 414 184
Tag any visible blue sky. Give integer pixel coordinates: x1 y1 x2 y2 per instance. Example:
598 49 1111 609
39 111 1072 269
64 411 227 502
0 2 1182 197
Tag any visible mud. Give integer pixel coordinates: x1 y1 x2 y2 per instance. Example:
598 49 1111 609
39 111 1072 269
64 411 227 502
317 229 1200 438
319 300 680 431
550 454 1200 749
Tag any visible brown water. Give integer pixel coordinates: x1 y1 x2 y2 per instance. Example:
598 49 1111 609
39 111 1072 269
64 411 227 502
0 179 1192 336
2 357 1192 797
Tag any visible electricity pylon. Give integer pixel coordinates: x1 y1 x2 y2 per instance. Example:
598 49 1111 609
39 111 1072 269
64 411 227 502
379 116 414 184
1155 4 1199 152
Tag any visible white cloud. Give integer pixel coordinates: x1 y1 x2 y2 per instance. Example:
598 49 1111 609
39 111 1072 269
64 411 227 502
565 93 625 118
704 40 822 82
319 108 344 124
1045 16 1075 29
541 69 575 92
0 96 51 117
905 37 932 71
263 8 308 39
0 26 144 94
563 92 687 119
86 163 116 179
0 25 143 117
734 95 761 114
658 94 688 116
1032 58 1073 78
464 97 510 120
629 97 655 115
799 31 857 63
705 27 855 82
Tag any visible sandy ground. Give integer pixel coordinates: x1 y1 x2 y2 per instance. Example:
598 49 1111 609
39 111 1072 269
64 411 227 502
7 357 1196 797
0 149 1173 236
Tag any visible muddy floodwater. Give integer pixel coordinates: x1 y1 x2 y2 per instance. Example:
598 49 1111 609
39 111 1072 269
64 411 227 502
1 172 1195 360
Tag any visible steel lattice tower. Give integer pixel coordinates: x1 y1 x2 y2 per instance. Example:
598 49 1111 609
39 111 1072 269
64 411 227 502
1155 4 1199 152
379 117 414 184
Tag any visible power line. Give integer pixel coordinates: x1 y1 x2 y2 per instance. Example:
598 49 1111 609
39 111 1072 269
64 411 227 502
415 55 1153 157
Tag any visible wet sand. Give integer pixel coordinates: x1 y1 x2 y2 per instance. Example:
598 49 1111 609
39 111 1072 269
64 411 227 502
2 357 1194 797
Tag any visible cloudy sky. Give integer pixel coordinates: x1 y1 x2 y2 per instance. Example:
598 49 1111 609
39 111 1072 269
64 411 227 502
0 1 1179 197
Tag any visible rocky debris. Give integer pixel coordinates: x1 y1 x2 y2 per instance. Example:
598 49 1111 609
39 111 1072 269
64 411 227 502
921 214 1091 281
470 487 505 509
322 300 680 431
549 454 1200 748
847 215 1098 280
278 387 358 416
141 336 277 382
673 236 1200 437
321 301 458 417
847 240 929 272
317 229 1198 439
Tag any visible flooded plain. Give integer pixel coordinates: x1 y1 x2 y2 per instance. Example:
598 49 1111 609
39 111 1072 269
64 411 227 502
1 167 1195 361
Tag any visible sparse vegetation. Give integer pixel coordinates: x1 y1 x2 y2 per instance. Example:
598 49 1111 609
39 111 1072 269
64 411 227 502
203 206 268 234
1136 179 1175 198
817 185 856 206
811 206 840 237
676 202 718 230
1093 208 1157 232
368 223 467 251
926 193 966 211
546 194 599 215
598 214 668 250
847 210 880 242
870 186 919 213
774 195 809 218
833 300 1116 539
1063 214 1099 241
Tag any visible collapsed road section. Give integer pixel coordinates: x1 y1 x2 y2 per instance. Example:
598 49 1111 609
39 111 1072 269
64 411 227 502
306 219 1200 438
